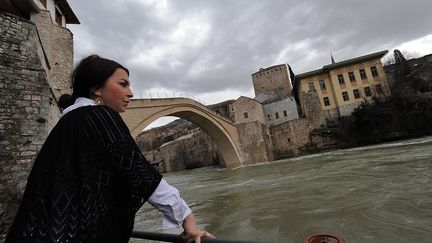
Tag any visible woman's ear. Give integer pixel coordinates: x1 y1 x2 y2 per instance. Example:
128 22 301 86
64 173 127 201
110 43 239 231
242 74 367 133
91 87 102 97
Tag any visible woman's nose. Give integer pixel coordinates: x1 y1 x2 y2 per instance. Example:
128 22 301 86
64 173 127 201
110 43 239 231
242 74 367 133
127 88 133 98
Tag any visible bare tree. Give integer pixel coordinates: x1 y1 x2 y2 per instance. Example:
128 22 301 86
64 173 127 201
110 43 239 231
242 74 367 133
382 49 421 66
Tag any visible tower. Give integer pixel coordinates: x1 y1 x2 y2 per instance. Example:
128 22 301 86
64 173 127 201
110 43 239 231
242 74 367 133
251 64 293 102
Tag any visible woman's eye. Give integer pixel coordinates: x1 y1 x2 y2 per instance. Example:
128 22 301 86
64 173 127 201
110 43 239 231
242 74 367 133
120 82 128 87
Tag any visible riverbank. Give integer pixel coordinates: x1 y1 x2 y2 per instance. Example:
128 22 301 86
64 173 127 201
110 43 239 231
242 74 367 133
336 94 432 147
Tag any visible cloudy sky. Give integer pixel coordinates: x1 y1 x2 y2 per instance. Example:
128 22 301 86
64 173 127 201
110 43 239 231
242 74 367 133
67 0 432 127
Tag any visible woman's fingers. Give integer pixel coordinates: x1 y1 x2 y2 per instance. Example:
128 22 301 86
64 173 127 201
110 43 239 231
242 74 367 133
182 231 216 243
201 231 215 238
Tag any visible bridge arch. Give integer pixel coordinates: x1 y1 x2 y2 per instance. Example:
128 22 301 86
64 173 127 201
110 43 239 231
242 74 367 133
121 98 242 169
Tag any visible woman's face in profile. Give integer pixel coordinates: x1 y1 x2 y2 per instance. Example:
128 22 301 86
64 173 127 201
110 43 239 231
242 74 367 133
95 68 133 112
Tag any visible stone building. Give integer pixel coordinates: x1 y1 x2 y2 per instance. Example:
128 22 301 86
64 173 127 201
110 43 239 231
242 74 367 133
296 50 391 120
251 64 294 100
262 97 299 126
230 96 266 124
226 65 302 164
208 99 235 119
0 0 79 233
269 91 327 159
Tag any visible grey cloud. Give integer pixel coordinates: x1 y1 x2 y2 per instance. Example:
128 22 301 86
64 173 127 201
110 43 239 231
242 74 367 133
68 0 432 96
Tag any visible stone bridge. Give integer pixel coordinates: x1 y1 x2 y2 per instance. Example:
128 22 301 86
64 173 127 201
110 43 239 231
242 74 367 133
121 98 242 169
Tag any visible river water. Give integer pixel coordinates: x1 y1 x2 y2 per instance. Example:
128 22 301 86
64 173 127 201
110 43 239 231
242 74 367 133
134 136 432 242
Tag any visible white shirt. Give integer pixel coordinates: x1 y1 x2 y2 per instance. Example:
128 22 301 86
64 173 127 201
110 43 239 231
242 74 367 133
63 97 191 229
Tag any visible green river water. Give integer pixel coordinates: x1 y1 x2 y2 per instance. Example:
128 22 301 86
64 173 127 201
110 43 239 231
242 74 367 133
134 136 432 242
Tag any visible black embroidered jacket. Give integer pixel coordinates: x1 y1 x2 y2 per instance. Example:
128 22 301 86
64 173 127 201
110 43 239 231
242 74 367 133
6 106 162 242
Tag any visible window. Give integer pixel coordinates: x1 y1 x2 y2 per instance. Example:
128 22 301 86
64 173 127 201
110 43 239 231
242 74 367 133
375 84 384 94
348 72 356 82
283 110 287 117
360 69 367 80
275 112 279 119
371 66 379 77
55 8 62 26
342 91 349 101
319 80 326 90
39 0 47 8
267 114 272 121
364 87 372 96
353 89 361 99
337 74 345 85
323 97 330 106
308 83 316 91
243 112 248 119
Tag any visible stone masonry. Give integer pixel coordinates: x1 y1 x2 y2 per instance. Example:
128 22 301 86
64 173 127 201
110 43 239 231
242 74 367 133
236 121 274 165
0 12 54 234
0 10 74 235
0 12 52 194
269 90 326 159
158 130 222 172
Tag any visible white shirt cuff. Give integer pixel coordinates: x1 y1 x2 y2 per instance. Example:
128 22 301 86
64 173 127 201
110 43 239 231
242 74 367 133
148 178 192 229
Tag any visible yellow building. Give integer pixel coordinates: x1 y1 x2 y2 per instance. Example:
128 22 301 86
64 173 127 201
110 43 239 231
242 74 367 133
296 50 390 119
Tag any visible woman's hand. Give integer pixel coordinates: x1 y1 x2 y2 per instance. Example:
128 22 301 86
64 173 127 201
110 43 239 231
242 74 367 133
181 213 215 243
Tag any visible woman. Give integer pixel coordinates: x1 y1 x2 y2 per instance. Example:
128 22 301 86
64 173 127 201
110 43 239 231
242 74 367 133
6 55 213 242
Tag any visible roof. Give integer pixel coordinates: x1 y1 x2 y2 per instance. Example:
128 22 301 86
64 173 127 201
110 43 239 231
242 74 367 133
0 0 40 17
234 95 261 105
55 0 80 24
296 50 389 79
208 99 236 109
323 50 388 70
295 68 326 79
251 64 287 75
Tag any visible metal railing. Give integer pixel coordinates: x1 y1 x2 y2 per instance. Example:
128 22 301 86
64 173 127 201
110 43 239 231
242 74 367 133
130 231 268 243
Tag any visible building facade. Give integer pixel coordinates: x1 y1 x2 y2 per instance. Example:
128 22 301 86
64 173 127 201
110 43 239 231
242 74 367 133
230 96 266 125
0 1 79 235
263 96 299 126
296 50 391 119
251 64 294 101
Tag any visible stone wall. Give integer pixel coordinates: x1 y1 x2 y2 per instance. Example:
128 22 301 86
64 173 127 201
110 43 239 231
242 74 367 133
299 90 326 124
0 12 54 232
252 64 292 99
337 102 362 117
157 131 222 172
31 9 74 100
269 117 322 159
0 11 52 190
231 96 266 124
237 121 274 165
0 10 74 235
322 108 339 121
268 90 328 159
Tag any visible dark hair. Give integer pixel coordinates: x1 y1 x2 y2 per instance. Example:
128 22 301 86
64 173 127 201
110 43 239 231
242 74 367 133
58 55 129 110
